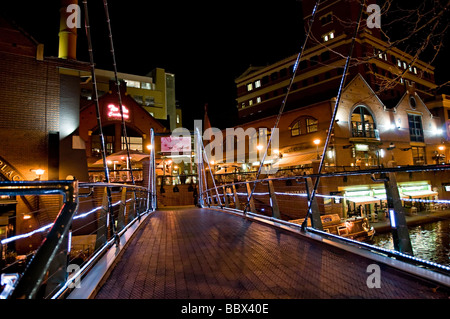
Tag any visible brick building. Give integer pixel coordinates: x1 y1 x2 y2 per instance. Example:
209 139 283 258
216 0 450 220
0 16 91 254
235 0 439 121
79 80 167 183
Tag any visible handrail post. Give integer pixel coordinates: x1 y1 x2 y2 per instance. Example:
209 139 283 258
232 184 240 210
304 177 323 230
245 182 256 214
222 186 229 208
117 187 126 232
267 179 280 219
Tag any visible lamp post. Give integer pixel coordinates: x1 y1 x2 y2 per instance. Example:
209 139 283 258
438 145 445 164
313 139 321 159
31 169 45 181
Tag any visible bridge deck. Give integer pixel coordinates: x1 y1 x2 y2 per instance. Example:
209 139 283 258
93 207 449 299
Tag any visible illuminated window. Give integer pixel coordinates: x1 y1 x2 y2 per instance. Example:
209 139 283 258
351 106 377 138
249 99 253 106
408 114 424 142
255 80 261 88
92 135 114 156
247 83 253 91
141 82 152 90
291 116 318 137
125 80 140 88
397 59 402 67
176 114 180 124
411 146 426 165
256 96 261 103
322 31 335 42
122 136 143 152
291 122 300 137
306 118 318 133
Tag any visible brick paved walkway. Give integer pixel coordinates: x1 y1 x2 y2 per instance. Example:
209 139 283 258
94 207 449 299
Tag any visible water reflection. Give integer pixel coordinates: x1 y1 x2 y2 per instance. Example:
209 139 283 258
371 220 450 266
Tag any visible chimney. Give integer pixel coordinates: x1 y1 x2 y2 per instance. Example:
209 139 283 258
58 0 78 60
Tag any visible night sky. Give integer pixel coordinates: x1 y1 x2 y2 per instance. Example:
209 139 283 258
1 0 449 130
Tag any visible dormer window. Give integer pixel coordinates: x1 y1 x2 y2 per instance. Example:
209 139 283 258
320 12 333 26
322 31 335 42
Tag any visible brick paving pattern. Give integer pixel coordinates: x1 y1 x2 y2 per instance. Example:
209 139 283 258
94 207 449 299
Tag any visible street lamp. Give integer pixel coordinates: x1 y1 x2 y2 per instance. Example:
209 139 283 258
438 145 445 164
313 139 321 159
31 169 45 180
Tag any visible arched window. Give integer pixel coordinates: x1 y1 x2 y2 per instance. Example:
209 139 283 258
290 116 318 137
351 106 377 138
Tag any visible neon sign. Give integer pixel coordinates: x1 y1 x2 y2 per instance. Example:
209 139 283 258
107 104 130 120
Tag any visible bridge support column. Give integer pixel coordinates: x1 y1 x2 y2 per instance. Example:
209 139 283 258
384 172 413 255
267 179 280 219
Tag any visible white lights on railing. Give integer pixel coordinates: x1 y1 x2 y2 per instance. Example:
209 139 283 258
1 200 132 246
1 224 53 245
389 209 396 228
0 273 19 299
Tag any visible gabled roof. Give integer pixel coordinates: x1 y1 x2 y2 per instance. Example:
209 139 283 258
341 73 387 110
235 65 265 82
0 16 39 57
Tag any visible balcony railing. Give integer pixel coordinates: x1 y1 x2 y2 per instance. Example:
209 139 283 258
351 122 380 139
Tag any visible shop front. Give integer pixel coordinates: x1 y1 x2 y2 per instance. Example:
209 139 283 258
79 81 166 184
340 180 438 221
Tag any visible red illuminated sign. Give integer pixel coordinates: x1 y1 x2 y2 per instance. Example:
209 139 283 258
107 104 130 120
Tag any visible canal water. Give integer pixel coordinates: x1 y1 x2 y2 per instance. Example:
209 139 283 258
371 219 450 267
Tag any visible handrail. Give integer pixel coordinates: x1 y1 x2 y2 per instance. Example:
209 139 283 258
0 180 154 299
199 164 450 276
0 180 78 299
202 164 450 193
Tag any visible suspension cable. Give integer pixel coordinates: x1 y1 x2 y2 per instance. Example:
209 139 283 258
243 0 322 216
102 0 135 185
83 0 117 244
82 0 110 184
301 0 366 230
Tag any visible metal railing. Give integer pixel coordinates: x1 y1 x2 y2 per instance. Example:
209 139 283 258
198 164 450 278
0 180 154 299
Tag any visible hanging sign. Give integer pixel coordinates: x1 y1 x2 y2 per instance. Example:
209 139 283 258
107 104 130 121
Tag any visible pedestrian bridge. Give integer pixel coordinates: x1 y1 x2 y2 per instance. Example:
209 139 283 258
0 176 449 299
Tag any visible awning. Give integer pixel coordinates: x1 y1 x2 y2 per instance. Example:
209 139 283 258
401 190 438 199
274 150 322 168
346 196 383 205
